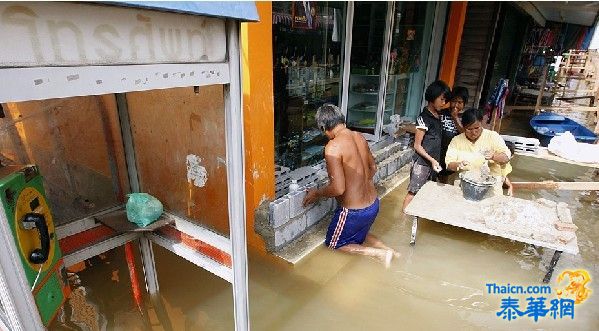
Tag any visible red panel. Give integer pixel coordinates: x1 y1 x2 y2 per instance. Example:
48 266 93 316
58 225 116 255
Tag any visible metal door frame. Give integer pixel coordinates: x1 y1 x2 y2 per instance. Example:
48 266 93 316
0 4 250 331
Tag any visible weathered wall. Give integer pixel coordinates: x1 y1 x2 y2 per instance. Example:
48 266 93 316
125 86 230 236
0 95 128 223
241 2 276 252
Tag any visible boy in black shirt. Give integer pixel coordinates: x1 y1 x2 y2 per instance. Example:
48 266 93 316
402 80 451 212
438 86 468 183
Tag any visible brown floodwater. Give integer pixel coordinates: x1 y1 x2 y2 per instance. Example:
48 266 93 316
50 155 599 330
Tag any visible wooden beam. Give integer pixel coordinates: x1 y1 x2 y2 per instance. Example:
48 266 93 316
512 181 599 190
505 105 599 112
535 65 549 115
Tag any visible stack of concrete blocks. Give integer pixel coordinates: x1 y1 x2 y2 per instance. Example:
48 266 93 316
274 165 292 199
274 162 327 199
266 180 335 251
261 142 413 252
372 141 413 184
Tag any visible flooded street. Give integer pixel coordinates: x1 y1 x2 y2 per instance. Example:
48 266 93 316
52 155 599 331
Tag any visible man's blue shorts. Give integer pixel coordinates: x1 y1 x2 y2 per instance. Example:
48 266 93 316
325 198 380 249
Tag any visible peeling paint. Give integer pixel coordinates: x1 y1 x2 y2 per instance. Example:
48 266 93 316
253 168 259 179
216 156 226 168
258 194 269 206
34 79 43 85
186 154 208 187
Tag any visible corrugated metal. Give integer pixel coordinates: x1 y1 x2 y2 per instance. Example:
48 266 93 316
454 2 500 108
100 1 259 21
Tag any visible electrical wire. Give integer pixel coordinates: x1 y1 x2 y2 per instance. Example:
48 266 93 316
31 264 43 291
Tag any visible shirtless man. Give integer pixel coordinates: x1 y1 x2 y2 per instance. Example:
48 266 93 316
303 104 399 267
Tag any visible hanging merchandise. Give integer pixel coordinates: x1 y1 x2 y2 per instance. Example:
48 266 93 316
484 79 510 124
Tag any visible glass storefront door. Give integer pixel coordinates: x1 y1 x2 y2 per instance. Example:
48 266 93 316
273 2 346 170
383 2 435 130
272 1 437 171
345 2 389 135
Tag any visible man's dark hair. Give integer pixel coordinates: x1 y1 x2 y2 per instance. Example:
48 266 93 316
461 108 484 127
315 103 345 131
451 86 469 104
424 80 451 102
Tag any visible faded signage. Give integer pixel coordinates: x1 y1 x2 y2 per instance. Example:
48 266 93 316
0 2 226 67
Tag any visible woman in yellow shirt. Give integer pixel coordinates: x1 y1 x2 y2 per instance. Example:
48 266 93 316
445 108 512 195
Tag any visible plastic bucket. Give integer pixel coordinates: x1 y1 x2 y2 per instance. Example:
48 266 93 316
459 173 496 201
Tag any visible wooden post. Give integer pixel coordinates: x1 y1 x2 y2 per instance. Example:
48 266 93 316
535 65 549 115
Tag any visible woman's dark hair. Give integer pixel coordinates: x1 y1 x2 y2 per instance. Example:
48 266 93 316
424 80 451 102
505 141 516 155
461 108 483 127
316 103 345 131
451 86 469 104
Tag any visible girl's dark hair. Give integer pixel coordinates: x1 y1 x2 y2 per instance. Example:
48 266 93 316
424 80 451 102
451 86 469 104
461 108 483 127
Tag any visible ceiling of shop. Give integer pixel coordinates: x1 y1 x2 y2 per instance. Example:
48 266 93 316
532 1 599 27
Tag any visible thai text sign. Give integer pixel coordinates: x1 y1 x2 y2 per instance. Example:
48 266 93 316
0 2 226 67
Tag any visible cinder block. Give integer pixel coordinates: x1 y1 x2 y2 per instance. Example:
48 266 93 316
288 189 307 218
305 182 317 192
274 214 307 248
269 197 290 228
306 198 333 227
374 150 385 163
316 177 329 188
387 158 398 175
373 171 380 184
379 161 389 178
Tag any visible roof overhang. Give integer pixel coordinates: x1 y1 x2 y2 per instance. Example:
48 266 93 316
101 1 259 22
514 1 599 27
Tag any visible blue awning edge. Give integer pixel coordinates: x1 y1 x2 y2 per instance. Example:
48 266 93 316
97 1 259 22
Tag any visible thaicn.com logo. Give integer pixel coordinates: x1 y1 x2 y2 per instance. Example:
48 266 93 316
486 269 592 322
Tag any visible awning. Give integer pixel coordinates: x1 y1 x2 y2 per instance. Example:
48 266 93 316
100 1 259 22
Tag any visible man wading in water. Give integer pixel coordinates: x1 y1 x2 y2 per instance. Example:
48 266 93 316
303 104 400 268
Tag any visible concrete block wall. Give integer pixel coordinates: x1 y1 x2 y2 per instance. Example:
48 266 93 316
257 141 414 252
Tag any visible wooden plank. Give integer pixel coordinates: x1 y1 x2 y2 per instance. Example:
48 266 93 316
505 105 599 112
512 181 599 190
516 148 599 169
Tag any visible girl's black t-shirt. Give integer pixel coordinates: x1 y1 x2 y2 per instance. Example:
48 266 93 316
413 107 442 167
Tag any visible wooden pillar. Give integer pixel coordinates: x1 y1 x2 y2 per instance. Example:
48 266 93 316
438 1 468 87
241 3 275 253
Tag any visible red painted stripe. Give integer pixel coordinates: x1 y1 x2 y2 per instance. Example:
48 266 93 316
58 225 116 255
156 226 231 268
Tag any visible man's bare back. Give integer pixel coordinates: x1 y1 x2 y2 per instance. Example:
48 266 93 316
303 105 400 267
326 128 377 209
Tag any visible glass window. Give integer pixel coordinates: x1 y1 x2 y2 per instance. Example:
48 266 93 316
273 1 346 170
346 2 389 135
383 2 433 130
